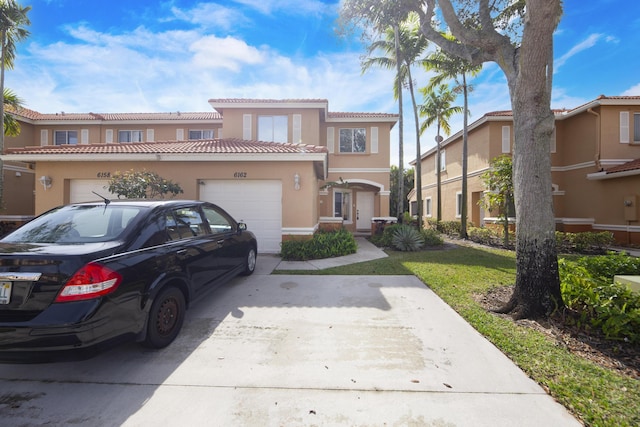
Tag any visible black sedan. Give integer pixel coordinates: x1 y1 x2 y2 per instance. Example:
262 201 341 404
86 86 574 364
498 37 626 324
0 199 257 361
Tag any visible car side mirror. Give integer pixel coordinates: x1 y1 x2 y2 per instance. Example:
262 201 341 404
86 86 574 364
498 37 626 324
238 223 247 233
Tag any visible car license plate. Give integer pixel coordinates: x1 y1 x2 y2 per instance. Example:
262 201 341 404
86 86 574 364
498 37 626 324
0 281 11 304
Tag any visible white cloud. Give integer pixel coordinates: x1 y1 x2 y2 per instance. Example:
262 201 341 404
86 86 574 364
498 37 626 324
621 83 640 96
189 35 267 71
554 33 616 72
168 3 249 30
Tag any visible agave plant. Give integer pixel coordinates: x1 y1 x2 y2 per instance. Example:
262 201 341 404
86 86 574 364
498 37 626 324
392 225 424 252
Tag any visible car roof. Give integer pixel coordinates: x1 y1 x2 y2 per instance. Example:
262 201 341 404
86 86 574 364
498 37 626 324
67 199 209 208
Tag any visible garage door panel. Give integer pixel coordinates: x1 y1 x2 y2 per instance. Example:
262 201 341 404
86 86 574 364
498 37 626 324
70 180 119 203
201 180 282 253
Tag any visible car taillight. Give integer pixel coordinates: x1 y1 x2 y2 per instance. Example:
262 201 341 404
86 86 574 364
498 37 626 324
55 262 122 303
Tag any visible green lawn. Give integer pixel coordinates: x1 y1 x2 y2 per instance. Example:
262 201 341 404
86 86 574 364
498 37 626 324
275 245 640 427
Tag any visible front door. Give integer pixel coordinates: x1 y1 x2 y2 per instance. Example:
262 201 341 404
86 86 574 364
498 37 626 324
356 192 374 230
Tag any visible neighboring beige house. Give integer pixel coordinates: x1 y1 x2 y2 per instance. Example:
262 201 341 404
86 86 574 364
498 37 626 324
410 95 640 245
2 99 397 253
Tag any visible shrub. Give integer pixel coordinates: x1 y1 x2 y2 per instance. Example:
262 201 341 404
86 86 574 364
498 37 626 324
421 228 444 246
280 228 357 261
556 231 615 254
391 225 424 251
370 223 403 248
559 253 640 344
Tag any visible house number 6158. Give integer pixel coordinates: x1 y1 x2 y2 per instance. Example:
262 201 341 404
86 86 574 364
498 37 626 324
234 172 247 178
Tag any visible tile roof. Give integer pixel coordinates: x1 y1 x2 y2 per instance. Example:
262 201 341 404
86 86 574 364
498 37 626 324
327 112 398 119
605 158 640 174
7 107 221 121
5 138 327 155
208 98 328 104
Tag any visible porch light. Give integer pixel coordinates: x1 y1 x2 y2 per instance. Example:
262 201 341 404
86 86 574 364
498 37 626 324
294 173 301 190
39 175 52 190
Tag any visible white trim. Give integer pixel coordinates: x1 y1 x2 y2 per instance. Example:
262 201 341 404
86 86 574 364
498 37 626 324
588 169 640 180
556 217 595 225
593 223 640 232
371 126 379 153
501 126 510 153
40 129 48 146
243 114 252 140
551 161 596 172
325 116 397 124
282 227 316 236
620 111 629 143
328 168 390 173
327 127 334 153
0 152 328 163
293 114 302 143
81 129 89 144
455 191 463 218
338 178 386 192
3 164 34 174
210 100 328 112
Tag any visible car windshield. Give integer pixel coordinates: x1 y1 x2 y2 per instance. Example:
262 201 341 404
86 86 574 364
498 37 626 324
1 204 144 244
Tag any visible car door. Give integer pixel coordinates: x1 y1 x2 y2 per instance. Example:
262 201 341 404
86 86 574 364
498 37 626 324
165 206 222 293
201 205 244 275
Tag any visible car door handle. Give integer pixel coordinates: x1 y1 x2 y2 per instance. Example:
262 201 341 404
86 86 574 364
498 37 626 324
217 239 225 245
176 249 188 256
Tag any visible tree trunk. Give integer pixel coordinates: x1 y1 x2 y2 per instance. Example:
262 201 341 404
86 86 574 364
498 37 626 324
498 0 563 318
406 67 422 228
460 73 468 238
436 121 441 222
394 24 404 218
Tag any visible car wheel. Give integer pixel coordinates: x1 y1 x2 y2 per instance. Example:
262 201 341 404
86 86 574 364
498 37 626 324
240 247 257 276
142 286 186 349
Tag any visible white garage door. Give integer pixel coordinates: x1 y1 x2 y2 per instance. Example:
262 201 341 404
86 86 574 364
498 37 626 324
201 180 282 253
70 180 119 203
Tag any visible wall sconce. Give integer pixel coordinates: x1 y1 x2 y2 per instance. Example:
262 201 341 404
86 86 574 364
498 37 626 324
39 175 52 190
294 173 301 191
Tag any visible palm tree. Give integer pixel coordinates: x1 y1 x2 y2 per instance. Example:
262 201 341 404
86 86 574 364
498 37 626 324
3 87 22 136
362 13 429 223
424 38 481 238
419 84 462 222
0 0 30 205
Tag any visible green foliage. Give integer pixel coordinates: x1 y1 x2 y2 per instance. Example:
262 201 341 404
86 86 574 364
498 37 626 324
421 227 444 246
107 169 184 199
391 224 424 251
480 155 514 245
428 219 462 237
280 229 357 261
390 165 413 217
369 223 403 247
559 253 640 343
555 231 615 255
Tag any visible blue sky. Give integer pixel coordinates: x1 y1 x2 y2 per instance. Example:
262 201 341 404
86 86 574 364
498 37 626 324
7 0 640 166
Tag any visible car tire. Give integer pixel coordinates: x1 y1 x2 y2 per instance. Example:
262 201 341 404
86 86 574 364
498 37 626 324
240 247 257 276
142 286 186 349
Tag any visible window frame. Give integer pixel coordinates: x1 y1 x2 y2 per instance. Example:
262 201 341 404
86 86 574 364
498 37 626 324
425 197 432 218
456 192 463 218
54 130 78 145
634 112 640 143
339 128 367 153
189 129 214 140
333 189 352 223
258 115 288 143
118 130 144 143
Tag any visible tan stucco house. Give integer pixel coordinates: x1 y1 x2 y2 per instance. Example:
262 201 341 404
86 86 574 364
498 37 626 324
2 98 398 253
410 95 640 245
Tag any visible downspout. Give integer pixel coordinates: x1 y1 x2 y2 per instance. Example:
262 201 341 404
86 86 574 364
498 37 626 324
587 108 601 171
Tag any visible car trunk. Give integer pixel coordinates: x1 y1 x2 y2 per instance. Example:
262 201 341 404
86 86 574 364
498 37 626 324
0 242 122 320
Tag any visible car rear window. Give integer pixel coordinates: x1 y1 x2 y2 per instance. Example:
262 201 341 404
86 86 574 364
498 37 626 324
2 205 145 244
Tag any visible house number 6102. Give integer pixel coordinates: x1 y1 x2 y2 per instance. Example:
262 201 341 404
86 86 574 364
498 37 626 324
234 172 247 178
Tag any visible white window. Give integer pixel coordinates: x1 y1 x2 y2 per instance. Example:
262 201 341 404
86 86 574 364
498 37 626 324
334 190 352 222
425 197 432 217
339 128 366 153
54 130 78 145
634 113 640 143
456 192 463 218
119 130 143 143
502 126 511 153
189 129 214 140
258 115 288 143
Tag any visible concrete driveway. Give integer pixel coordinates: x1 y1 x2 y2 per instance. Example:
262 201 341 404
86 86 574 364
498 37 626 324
0 256 580 426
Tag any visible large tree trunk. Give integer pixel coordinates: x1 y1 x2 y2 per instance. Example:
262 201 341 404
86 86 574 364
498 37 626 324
499 0 562 319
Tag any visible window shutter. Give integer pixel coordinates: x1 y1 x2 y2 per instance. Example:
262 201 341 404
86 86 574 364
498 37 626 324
327 127 334 153
550 127 556 153
176 128 184 140
441 149 446 171
218 128 223 139
40 129 48 146
371 126 379 153
106 129 113 143
620 111 629 143
243 114 252 140
293 114 302 143
502 126 511 153
147 129 154 142
81 129 89 144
